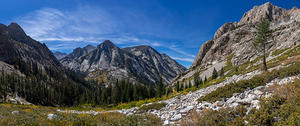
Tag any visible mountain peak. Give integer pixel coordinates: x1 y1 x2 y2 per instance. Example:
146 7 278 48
8 23 25 34
102 40 114 45
83 44 96 50
7 22 28 42
240 2 286 24
98 40 117 49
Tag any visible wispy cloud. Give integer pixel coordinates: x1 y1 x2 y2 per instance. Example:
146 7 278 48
17 6 117 45
169 45 196 58
171 57 194 62
15 5 196 64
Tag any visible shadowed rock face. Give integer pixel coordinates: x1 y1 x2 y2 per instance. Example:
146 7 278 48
60 40 186 85
0 23 62 69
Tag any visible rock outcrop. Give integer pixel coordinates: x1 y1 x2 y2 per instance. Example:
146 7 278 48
178 2 300 84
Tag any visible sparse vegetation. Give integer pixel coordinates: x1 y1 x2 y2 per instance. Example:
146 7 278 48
247 79 300 126
182 78 300 126
139 102 167 111
0 104 162 126
199 62 300 103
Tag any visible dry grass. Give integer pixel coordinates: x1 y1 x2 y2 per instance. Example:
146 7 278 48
0 103 162 126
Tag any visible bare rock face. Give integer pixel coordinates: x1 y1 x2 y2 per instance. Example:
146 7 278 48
178 2 300 85
60 41 186 85
239 2 287 24
213 22 236 39
192 40 214 67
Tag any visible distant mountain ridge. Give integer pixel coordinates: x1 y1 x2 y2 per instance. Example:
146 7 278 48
60 40 186 85
53 51 67 60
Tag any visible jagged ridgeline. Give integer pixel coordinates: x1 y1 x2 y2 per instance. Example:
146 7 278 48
0 23 184 106
60 40 186 85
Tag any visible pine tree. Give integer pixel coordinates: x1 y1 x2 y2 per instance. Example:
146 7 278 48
133 84 138 101
212 68 218 79
175 82 180 91
193 72 199 88
156 77 164 97
219 67 224 77
253 18 273 71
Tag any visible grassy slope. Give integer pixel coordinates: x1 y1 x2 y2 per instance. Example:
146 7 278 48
0 104 161 126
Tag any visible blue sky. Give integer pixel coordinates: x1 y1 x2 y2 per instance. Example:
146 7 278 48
1 0 299 68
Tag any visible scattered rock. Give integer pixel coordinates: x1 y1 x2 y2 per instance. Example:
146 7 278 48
163 120 169 125
11 110 19 114
47 114 58 120
171 114 182 121
179 106 193 113
215 101 224 107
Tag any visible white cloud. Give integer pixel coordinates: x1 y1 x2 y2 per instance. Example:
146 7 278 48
168 45 196 58
17 6 116 44
15 5 196 64
171 56 194 62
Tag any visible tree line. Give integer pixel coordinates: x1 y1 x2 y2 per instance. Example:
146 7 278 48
0 58 172 106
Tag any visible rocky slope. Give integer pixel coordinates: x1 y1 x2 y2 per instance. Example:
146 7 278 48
53 51 67 60
174 2 300 85
60 41 186 85
0 23 63 73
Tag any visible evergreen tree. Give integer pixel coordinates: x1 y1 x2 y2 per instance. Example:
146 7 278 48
199 78 202 85
219 67 225 77
156 77 164 97
253 18 273 71
193 72 199 88
175 82 180 92
212 68 218 79
188 81 191 88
